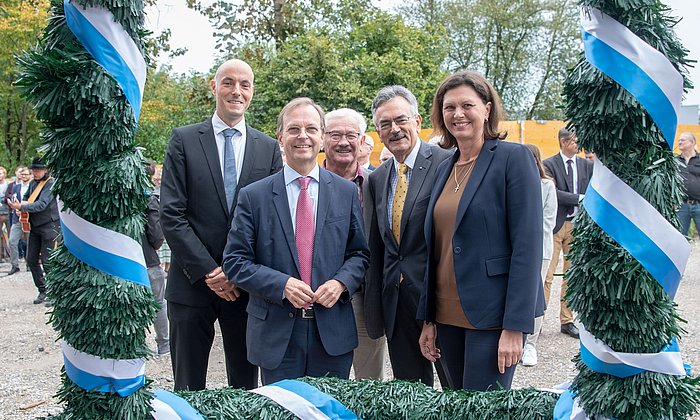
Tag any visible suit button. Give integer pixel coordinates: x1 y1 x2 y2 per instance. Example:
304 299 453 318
454 246 462 254
288 312 294 318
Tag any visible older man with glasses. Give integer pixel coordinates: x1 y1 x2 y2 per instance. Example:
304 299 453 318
321 108 387 380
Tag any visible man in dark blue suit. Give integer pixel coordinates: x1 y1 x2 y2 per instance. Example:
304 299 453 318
223 97 370 384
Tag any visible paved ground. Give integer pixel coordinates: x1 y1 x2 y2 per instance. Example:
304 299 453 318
1 242 699 419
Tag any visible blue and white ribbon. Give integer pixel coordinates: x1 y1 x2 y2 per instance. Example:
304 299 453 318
584 158 691 299
61 340 145 397
151 390 204 420
579 323 685 378
581 7 683 149
59 200 150 287
553 390 593 420
252 379 358 420
63 0 147 122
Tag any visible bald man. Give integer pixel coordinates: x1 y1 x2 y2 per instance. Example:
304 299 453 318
161 59 283 391
358 134 376 170
677 131 700 238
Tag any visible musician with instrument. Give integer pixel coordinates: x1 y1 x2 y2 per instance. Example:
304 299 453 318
8 157 59 304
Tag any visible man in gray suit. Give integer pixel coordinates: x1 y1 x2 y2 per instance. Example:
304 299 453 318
364 86 452 386
161 59 283 390
542 127 593 339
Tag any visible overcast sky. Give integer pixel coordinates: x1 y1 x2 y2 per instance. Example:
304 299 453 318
144 0 699 106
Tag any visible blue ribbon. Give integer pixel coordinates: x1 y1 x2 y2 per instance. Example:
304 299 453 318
63 353 145 397
152 390 204 420
60 217 150 287
269 380 358 420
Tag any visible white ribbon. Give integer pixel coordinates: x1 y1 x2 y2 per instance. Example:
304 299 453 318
252 380 358 420
580 7 683 148
59 200 150 287
150 390 204 420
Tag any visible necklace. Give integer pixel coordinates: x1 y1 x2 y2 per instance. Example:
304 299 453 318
453 159 476 193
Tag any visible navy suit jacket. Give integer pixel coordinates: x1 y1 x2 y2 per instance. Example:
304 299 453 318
222 167 370 370
542 154 593 233
417 139 545 333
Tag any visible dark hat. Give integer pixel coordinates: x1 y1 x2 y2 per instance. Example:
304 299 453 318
29 156 47 170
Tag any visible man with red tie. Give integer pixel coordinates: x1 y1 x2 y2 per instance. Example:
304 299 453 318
222 97 370 384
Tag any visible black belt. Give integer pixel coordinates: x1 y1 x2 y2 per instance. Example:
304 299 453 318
295 307 315 319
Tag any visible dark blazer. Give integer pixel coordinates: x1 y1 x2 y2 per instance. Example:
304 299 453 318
161 118 283 306
222 168 370 370
364 142 453 340
21 177 59 229
417 139 544 333
141 192 163 268
542 154 593 233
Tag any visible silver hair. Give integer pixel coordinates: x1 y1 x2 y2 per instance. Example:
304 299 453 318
371 85 419 126
325 108 367 134
680 131 697 145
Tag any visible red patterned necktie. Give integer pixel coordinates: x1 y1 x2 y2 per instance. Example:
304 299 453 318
295 177 314 290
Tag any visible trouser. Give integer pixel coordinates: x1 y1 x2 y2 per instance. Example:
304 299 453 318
525 258 551 348
168 297 258 391
148 266 169 350
27 222 59 293
436 325 519 391
677 201 700 238
8 222 23 269
0 214 10 259
260 317 353 385
544 221 574 325
351 291 386 380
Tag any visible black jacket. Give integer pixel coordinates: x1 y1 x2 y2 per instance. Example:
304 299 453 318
21 176 59 229
142 192 163 268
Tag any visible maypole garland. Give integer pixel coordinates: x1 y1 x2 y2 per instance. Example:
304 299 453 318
14 0 700 418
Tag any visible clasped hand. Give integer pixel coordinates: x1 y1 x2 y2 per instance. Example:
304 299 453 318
284 277 345 309
204 267 241 302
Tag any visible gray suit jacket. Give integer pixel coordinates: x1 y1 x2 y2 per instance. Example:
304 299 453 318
542 154 593 234
364 142 453 339
161 118 283 306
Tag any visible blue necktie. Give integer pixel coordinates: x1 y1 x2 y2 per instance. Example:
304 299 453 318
222 128 238 210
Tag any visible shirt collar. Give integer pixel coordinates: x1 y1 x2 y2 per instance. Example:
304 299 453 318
560 151 576 163
284 164 320 186
321 160 364 183
212 112 247 139
393 139 422 172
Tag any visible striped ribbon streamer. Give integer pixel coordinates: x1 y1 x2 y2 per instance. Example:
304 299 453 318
553 390 607 420
579 323 685 378
584 159 690 299
61 340 145 397
252 379 358 420
581 7 683 149
151 390 204 420
59 200 150 288
63 0 147 122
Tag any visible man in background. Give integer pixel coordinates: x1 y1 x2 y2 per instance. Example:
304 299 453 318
358 134 375 171
5 166 31 276
676 132 700 238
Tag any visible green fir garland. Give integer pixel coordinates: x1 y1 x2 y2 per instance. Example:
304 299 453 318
13 0 700 418
16 0 156 418
563 0 699 418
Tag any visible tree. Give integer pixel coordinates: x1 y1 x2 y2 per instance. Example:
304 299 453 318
400 0 580 120
0 0 49 166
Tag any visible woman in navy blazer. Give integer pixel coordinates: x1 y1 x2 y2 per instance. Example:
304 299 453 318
417 71 544 391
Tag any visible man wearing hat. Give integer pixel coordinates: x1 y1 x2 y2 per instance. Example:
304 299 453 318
8 157 60 304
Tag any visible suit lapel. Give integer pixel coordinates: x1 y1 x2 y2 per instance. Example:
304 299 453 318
575 156 587 192
455 139 497 229
375 161 398 249
312 169 333 286
400 143 432 240
199 120 229 215
272 172 300 274
238 125 258 189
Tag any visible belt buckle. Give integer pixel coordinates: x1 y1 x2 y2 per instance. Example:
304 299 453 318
301 307 314 319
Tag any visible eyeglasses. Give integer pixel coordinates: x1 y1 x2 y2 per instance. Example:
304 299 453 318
377 116 412 132
325 131 361 142
286 126 320 136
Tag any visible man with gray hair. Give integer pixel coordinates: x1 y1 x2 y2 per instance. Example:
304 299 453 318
676 131 700 238
322 108 387 380
364 85 452 386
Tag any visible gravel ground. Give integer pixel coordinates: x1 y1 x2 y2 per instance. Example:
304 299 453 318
1 243 700 419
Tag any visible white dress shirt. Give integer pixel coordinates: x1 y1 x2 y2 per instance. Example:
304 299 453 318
284 165 320 233
212 113 247 181
560 152 583 216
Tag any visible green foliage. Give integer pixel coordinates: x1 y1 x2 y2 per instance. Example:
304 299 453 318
400 0 580 119
135 69 212 162
16 0 156 417
180 377 559 419
563 0 699 418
